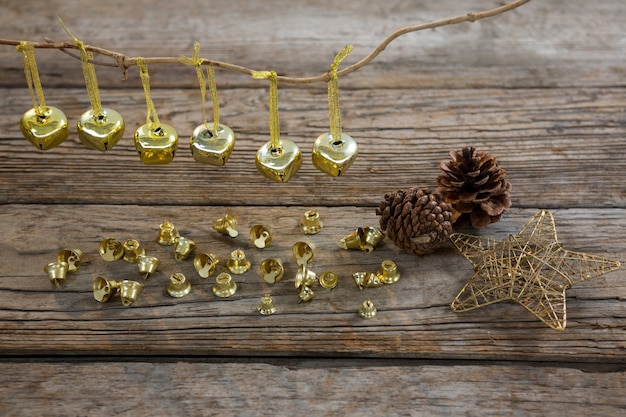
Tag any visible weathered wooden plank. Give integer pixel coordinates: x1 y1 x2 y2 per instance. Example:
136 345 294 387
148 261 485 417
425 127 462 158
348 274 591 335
1 86 624 207
0 205 623 361
0 0 624 89
1 360 625 417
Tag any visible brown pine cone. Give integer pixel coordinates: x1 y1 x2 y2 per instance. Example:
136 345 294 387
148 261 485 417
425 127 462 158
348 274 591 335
436 146 512 229
376 187 453 255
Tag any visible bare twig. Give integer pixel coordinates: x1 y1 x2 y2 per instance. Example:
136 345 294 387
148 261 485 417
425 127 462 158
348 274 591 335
0 0 531 83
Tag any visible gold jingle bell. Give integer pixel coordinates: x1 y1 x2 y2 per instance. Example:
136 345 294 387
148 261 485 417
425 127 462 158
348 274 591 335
99 238 124 262
299 210 323 235
338 228 365 251
257 294 277 316
119 280 144 306
260 258 284 284
227 249 251 274
213 213 238 238
20 106 69 150
319 271 339 290
166 273 192 298
298 285 315 303
295 264 317 289
250 224 273 249
77 108 125 151
377 260 400 284
190 123 235 166
212 272 237 298
122 239 145 264
359 300 377 319
256 139 302 183
137 254 160 280
362 226 384 253
134 123 178 164
292 241 315 266
157 220 179 246
57 249 83 273
311 132 358 177
352 271 383 289
93 276 119 303
44 261 68 286
174 236 196 261
194 253 219 278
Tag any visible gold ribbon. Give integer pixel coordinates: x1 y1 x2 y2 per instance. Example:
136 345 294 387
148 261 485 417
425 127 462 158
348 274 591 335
16 42 46 116
328 44 353 141
252 70 280 149
136 58 161 129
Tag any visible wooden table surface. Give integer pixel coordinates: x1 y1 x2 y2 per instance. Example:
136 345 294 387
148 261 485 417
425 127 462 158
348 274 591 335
1 0 625 415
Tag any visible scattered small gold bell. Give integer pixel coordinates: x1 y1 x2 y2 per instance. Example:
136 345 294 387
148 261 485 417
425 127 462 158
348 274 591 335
377 260 400 284
122 239 145 264
166 273 192 298
99 238 124 262
44 261 68 286
352 271 383 289
20 106 69 150
299 210 323 235
57 249 83 273
352 271 367 289
92 276 119 303
213 213 239 238
260 258 284 284
311 132 358 177
137 254 160 280
257 294 277 316
250 224 273 249
119 280 144 306
190 123 235 166
134 123 178 164
212 272 237 298
295 264 317 289
157 220 179 246
361 226 384 253
338 228 365 251
256 139 302 183
193 253 219 278
359 299 377 319
298 286 315 303
227 249 251 274
292 241 315 266
319 271 339 290
77 108 125 151
174 236 196 261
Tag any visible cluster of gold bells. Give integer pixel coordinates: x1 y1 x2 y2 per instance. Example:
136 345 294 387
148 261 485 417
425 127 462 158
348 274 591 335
43 211 394 318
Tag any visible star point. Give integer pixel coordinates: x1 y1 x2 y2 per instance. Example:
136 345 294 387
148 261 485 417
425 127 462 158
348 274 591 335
450 210 621 331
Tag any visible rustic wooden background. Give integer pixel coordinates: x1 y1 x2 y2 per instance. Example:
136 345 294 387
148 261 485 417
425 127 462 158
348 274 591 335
1 0 625 415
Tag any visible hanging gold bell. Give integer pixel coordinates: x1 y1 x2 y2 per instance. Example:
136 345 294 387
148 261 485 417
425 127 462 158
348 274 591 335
311 132 358 177
292 241 315 266
294 264 317 289
256 139 302 183
92 276 119 303
260 258 284 284
122 239 145 264
299 210 323 235
99 238 124 262
213 213 238 238
57 249 83 273
77 108 125 151
227 249 251 274
212 272 238 298
174 236 196 261
137 254 160 280
166 273 192 298
190 123 235 166
134 123 178 164
377 260 400 284
119 280 144 306
250 224 273 249
20 106 69 150
44 261 68 286
193 252 219 278
157 220 179 246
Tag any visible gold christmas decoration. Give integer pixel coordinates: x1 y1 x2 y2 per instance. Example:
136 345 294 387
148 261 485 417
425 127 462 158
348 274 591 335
312 45 358 177
137 254 160 280
377 260 400 284
299 210 323 235
298 286 315 303
92 276 119 302
119 280 144 306
166 273 192 298
295 264 317 289
213 213 239 238
57 249 83 273
450 210 621 331
260 258 285 284
437 146 512 229
249 224 273 248
226 249 251 274
319 271 339 290
358 300 377 319
292 241 315 266
212 272 238 298
193 253 219 278
338 226 384 253
257 295 277 316
157 220 179 246
98 238 124 261
122 239 145 263
376 187 453 255
44 261 69 286
173 236 196 261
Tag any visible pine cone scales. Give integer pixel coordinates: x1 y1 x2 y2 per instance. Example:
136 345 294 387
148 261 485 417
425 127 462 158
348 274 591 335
376 187 453 255
437 146 511 229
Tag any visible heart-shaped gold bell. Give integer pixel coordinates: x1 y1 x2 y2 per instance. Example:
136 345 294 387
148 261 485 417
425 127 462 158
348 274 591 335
256 139 302 183
312 132 358 177
190 123 235 166
20 106 69 150
134 123 178 164
77 108 125 151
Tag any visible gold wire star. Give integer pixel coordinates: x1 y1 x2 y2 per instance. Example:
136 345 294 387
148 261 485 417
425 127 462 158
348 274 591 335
450 210 621 331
